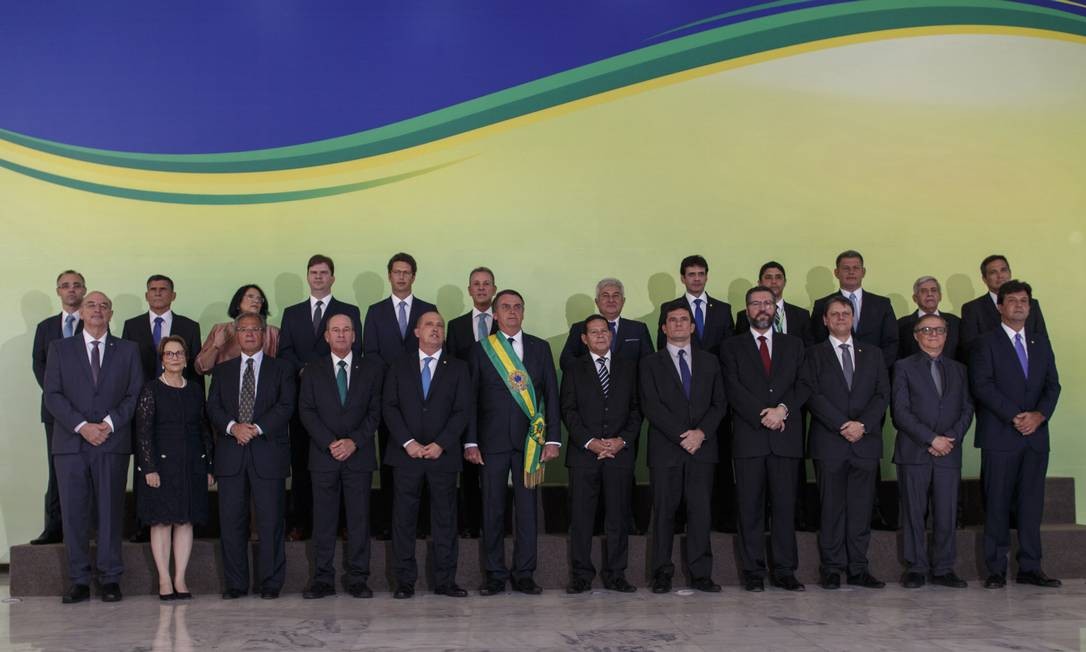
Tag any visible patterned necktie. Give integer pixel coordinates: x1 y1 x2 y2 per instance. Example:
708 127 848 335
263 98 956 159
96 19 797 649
597 357 610 398
693 299 705 340
1014 333 1029 378
421 356 434 399
773 309 783 334
239 358 255 423
839 343 854 390
608 321 618 352
152 316 164 374
758 335 772 376
312 300 324 335
397 301 408 339
336 360 348 406
476 313 489 341
64 314 75 338
930 357 944 397
678 349 692 399
90 340 101 385
848 293 859 330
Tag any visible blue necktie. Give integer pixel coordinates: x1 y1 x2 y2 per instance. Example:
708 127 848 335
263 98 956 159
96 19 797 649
1014 333 1029 379
608 320 618 352
693 299 705 340
152 316 164 374
64 314 75 338
678 349 691 399
477 313 489 341
397 301 408 339
421 356 434 399
848 293 859 330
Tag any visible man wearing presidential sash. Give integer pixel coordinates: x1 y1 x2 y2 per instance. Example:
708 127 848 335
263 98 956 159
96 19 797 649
465 289 561 596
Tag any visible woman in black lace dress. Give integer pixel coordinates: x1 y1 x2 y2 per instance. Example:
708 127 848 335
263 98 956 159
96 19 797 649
135 335 214 600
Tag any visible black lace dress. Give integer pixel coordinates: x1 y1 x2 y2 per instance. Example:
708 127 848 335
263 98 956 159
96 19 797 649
135 378 213 526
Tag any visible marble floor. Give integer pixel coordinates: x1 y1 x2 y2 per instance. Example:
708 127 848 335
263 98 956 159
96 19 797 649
3 576 1086 651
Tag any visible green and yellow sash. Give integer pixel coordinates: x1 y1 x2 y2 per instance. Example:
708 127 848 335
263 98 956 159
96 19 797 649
481 333 548 488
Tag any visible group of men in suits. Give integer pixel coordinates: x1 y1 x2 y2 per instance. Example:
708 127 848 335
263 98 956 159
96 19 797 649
32 249 1062 601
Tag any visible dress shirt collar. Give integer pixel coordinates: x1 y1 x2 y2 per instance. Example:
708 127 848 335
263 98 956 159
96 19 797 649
685 291 708 305
240 350 264 367
828 334 854 349
750 328 773 346
149 309 173 328
83 329 105 346
471 306 493 319
391 294 414 310
418 348 442 364
332 351 353 368
589 351 609 366
310 295 333 312
666 342 692 360
989 291 999 306
840 287 864 301
1001 322 1025 340
62 309 81 322
916 308 941 318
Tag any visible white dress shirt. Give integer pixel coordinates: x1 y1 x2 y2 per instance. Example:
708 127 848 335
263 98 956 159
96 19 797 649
584 351 613 449
1001 322 1028 360
74 330 114 434
405 349 443 448
750 327 774 357
685 291 708 315
227 350 265 436
471 307 493 342
666 342 693 378
828 334 856 371
148 309 173 337
841 287 864 323
60 310 81 336
310 295 333 321
332 351 353 390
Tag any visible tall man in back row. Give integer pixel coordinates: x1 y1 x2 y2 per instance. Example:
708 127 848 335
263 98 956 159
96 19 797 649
960 254 1047 355
560 277 653 370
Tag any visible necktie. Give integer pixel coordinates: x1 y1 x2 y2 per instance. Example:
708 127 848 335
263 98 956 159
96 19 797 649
476 313 489 342
773 310 783 334
839 343 854 390
848 293 859 330
239 358 255 423
678 349 692 399
608 321 618 352
312 300 324 335
336 360 348 406
152 316 164 374
421 356 434 399
397 300 408 339
1014 333 1029 378
90 340 101 385
597 357 610 398
64 314 75 338
693 299 705 340
507 336 516 359
758 335 772 376
930 357 944 397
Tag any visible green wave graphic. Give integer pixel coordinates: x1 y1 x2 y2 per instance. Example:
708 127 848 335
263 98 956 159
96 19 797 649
2 0 1085 176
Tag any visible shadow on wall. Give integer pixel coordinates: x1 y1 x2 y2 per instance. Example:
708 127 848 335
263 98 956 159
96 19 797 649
352 271 385 312
273 273 305 326
435 285 465 321
945 273 976 314
109 294 142 334
544 293 593 363
727 277 754 314
803 266 835 309
634 272 678 335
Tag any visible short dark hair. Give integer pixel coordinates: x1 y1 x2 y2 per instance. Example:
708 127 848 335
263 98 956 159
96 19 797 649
745 285 775 306
307 254 335 275
824 295 854 316
679 254 709 276
835 250 864 267
980 254 1009 275
469 266 494 282
56 270 85 285
228 284 270 319
758 261 786 279
663 302 695 322
146 274 174 290
493 289 524 305
583 313 608 330
387 252 417 275
997 279 1032 304
157 334 188 360
915 313 948 330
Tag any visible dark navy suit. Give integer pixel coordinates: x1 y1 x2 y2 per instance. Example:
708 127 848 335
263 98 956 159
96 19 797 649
960 293 1047 356
811 290 898 370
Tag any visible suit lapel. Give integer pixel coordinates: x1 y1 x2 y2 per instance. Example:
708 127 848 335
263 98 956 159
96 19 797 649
97 335 120 384
823 341 851 394
71 335 96 385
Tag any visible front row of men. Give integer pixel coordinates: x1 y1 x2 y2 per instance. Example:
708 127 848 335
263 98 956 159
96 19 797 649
44 278 1060 601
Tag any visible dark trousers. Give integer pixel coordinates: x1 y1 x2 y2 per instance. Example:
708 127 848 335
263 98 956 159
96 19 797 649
712 422 737 531
734 454 799 578
217 451 286 593
457 462 483 534
372 427 393 535
649 459 715 581
392 465 458 588
982 447 1048 575
41 423 63 536
815 456 877 576
286 415 312 534
480 449 538 581
311 468 371 586
568 463 633 583
898 463 959 575
54 448 129 585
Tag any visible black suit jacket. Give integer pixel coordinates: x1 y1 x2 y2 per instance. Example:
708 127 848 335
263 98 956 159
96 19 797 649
891 352 973 467
560 354 642 469
969 328 1060 453
362 296 437 366
559 317 653 370
44 334 144 455
33 314 83 423
120 312 203 386
897 312 961 362
960 294 1047 355
811 290 898 369
207 355 296 479
467 333 561 453
278 296 363 374
382 352 471 471
735 302 813 346
298 355 384 473
720 332 809 459
445 310 498 360
655 294 734 354
801 339 890 461
638 347 726 468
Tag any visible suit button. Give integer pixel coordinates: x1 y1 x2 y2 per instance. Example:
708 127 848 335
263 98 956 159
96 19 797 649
161 454 167 458
769 389 774 393
423 408 428 413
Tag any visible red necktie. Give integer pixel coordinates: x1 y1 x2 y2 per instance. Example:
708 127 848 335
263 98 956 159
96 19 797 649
758 335 771 376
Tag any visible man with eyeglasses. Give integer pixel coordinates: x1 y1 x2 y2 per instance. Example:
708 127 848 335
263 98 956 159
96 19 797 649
891 314 973 589
559 277 653 370
897 276 961 362
31 270 86 545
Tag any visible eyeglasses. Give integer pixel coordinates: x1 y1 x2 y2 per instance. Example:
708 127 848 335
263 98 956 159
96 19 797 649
162 351 187 359
242 294 265 303
915 326 947 335
746 300 775 308
236 327 265 334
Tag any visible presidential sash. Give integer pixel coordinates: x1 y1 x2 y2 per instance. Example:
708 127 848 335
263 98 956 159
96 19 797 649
480 334 548 488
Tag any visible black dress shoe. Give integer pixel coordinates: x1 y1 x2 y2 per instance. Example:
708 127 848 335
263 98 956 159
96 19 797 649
434 584 468 597
458 528 480 539
30 531 62 545
221 588 247 599
62 584 90 604
514 577 543 595
348 582 373 599
603 577 636 593
260 589 280 600
393 585 415 599
743 576 765 592
174 592 193 600
303 582 336 599
902 572 926 589
931 572 967 589
691 578 722 593
159 592 177 601
479 579 506 596
101 583 123 602
847 572 885 589
128 529 150 544
984 574 1006 589
819 573 840 590
566 578 592 594
1016 570 1061 588
771 575 805 592
651 575 672 594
